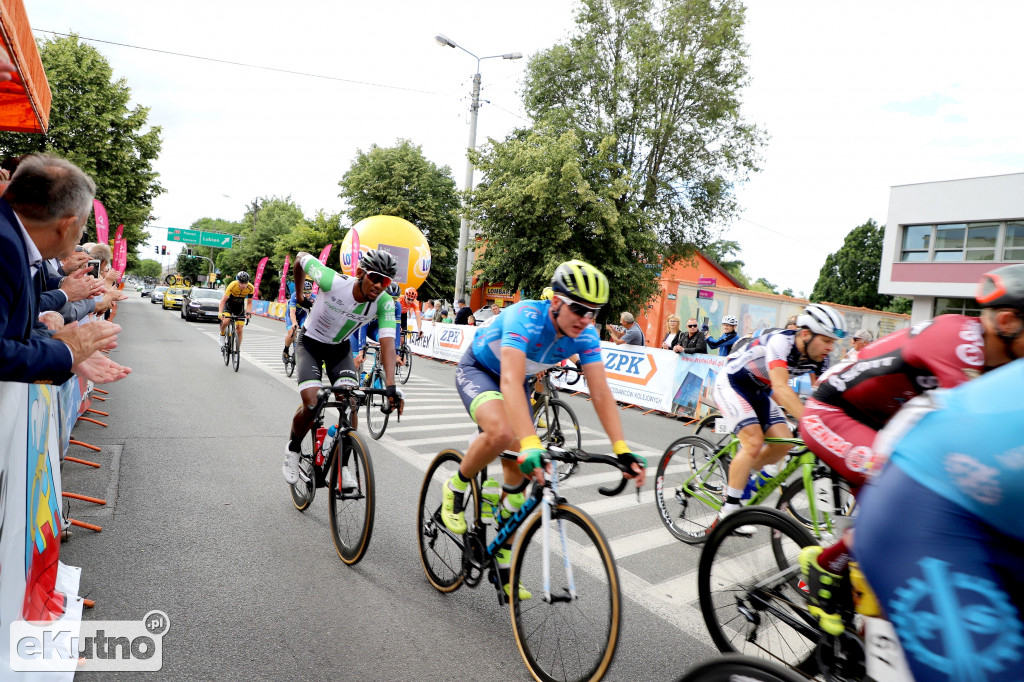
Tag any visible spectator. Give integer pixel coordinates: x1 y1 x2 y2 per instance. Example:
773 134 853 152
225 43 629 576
661 314 684 352
678 317 707 354
440 308 453 324
454 299 472 325
842 328 874 362
785 315 799 330
0 154 130 384
467 314 476 326
609 311 645 346
489 303 501 317
705 315 739 356
422 300 436 320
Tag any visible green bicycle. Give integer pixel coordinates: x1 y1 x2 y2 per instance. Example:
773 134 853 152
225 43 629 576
653 427 854 544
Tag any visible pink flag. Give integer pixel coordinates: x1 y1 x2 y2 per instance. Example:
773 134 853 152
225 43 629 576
115 223 124 241
277 254 290 303
311 244 332 296
252 256 269 299
350 230 360 276
112 238 128 279
93 200 109 244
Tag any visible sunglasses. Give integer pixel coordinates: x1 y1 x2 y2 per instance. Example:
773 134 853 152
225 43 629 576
687 324 698 328
365 271 393 288
556 295 601 319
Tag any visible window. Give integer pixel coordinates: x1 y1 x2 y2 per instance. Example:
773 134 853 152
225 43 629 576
934 297 981 317
1005 222 1024 261
900 225 931 261
900 221 1022 263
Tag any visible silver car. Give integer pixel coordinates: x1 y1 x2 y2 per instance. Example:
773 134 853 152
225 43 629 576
181 287 222 321
151 286 168 304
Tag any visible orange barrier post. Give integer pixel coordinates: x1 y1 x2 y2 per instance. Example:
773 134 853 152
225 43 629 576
70 439 101 452
76 416 108 428
65 456 100 468
83 599 96 608
92 395 107 401
69 519 102 532
93 389 109 395
62 492 106 506
85 408 109 417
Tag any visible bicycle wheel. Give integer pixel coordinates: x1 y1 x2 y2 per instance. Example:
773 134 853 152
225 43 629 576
698 507 819 674
221 331 230 366
398 345 412 384
231 329 240 372
329 431 375 565
777 467 855 545
417 449 479 592
511 503 621 682
534 399 582 481
654 436 727 544
677 654 807 682
289 429 316 511
285 344 296 377
694 412 731 451
365 367 390 440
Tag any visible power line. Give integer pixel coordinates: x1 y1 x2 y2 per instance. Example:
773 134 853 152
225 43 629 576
738 216 832 254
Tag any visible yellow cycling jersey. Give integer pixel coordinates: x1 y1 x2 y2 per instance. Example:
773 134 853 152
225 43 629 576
225 281 255 299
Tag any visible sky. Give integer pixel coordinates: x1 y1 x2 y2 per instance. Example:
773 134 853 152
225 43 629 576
22 0 1024 296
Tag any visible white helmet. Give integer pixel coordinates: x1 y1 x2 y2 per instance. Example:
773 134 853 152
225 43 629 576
723 315 739 326
796 303 847 339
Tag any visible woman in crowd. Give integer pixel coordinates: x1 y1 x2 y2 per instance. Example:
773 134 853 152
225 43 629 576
661 314 684 352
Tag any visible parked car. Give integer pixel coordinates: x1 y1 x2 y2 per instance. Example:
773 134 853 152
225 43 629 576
472 305 500 324
151 286 169 304
181 287 222 322
140 286 153 297
162 287 185 310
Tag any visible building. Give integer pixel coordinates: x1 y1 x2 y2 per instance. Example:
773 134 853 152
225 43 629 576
879 172 1024 323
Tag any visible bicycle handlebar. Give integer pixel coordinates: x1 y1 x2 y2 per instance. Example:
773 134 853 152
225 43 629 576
499 447 632 497
317 385 398 415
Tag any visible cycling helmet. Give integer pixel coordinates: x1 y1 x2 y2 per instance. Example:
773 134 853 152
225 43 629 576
404 287 418 301
386 283 401 297
303 279 314 291
550 260 609 306
236 271 250 283
976 264 1024 312
723 315 739 326
359 249 398 278
796 303 847 339
540 286 555 301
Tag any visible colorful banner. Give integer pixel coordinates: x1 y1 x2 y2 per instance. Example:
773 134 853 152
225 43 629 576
92 199 109 244
114 223 124 242
670 354 727 419
311 244 332 296
112 236 128 275
350 230 360 276
277 254 290 303
252 256 269 299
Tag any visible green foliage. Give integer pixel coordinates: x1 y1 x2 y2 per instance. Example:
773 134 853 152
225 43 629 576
130 259 162 278
702 239 750 287
884 296 913 315
338 139 460 300
274 209 345 265
521 0 764 257
749 277 778 294
0 35 163 271
216 197 305 299
811 219 896 311
467 126 660 317
175 252 206 283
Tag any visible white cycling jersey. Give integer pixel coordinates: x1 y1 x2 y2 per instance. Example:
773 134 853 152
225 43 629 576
298 254 395 345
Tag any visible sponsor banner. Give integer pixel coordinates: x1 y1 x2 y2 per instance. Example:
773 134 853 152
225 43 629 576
407 319 435 359
251 256 269 298
484 285 515 299
601 344 677 411
92 200 108 244
433 323 476 363
277 254 290 303
670 353 727 419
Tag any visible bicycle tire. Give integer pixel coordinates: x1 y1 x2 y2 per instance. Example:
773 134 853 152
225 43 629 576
533 399 582 481
221 331 230 366
416 449 480 592
365 367 389 440
231 331 240 372
777 468 855 546
511 503 621 682
398 345 412 384
285 347 296 378
654 436 726 544
329 431 375 565
697 507 819 674
677 654 807 682
289 429 316 511
694 412 731 451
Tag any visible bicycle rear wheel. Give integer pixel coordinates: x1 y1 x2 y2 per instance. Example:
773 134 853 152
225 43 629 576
289 430 316 511
329 431 375 565
654 436 726 544
417 449 479 592
397 345 412 384
697 507 819 674
777 467 855 545
510 503 621 682
694 412 731 451
534 399 582 481
365 367 390 440
677 654 807 682
285 344 296 377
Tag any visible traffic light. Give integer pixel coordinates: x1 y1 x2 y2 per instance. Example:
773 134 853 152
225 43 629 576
186 248 192 256
155 246 159 254
161 245 166 255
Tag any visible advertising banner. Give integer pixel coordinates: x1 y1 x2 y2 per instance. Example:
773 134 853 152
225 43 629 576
251 257 269 298
277 254 290 303
670 354 728 419
433 323 477 363
598 344 678 412
92 200 108 244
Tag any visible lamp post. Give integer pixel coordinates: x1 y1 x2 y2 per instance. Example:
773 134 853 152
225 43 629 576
435 34 522 307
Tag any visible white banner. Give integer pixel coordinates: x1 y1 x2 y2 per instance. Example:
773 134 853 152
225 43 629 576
405 320 478 363
551 343 679 412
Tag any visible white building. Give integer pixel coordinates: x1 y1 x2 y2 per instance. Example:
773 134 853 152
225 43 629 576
879 172 1024 323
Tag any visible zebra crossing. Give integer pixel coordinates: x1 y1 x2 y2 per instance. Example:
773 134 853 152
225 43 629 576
192 320 714 641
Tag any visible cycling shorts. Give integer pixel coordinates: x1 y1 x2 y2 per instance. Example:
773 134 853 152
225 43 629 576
455 347 529 423
799 398 880 488
856 464 1024 682
224 297 246 320
295 329 357 392
712 371 785 434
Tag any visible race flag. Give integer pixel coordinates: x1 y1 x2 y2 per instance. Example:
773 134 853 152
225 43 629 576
277 254 290 303
93 199 109 244
114 223 124 241
252 256 269 299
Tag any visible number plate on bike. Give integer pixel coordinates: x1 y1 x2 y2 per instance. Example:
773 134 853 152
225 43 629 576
714 419 729 434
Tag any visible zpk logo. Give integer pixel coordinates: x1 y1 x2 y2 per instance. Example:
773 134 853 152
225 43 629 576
439 328 464 349
602 349 658 385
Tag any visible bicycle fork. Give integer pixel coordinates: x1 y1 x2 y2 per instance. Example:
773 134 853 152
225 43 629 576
542 483 578 604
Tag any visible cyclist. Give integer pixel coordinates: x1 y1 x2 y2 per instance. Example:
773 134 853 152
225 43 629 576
283 279 315 363
219 271 254 351
364 283 405 367
704 315 740 356
712 304 845 529
442 260 646 599
402 287 422 336
799 263 1024 635
283 249 404 484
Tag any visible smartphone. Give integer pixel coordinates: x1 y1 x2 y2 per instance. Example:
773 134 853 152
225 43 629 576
86 259 101 274
702 316 709 327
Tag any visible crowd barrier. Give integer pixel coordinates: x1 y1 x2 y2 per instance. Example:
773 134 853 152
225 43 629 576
251 299 287 321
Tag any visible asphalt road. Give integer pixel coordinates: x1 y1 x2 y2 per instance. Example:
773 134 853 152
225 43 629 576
61 296 719 681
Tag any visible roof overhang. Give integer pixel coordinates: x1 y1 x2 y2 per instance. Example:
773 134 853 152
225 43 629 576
0 0 50 133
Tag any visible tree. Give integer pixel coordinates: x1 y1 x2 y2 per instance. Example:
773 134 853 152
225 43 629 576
129 259 162 278
702 239 750 287
811 219 897 311
175 253 206 284
522 0 764 257
216 197 305 299
749 277 778 295
338 139 460 300
467 126 661 317
0 35 164 271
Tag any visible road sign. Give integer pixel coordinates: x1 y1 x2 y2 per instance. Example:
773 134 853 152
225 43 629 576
199 231 233 248
697 289 714 300
697 277 717 287
167 228 200 245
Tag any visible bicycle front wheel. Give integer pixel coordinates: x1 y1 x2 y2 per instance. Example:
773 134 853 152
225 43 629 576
289 429 316 512
654 436 726 544
285 345 296 377
534 399 582 481
365 368 390 440
698 507 818 673
329 431 375 565
511 504 621 682
416 449 479 592
677 654 807 682
221 331 230 366
231 331 240 372
777 467 855 545
397 345 412 384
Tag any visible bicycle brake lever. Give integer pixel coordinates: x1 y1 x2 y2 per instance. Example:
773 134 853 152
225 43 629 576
597 477 628 497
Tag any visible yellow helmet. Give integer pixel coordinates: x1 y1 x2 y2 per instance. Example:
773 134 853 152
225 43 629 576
540 286 555 301
551 260 609 306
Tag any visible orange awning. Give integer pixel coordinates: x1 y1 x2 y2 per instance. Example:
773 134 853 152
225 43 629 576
0 0 50 133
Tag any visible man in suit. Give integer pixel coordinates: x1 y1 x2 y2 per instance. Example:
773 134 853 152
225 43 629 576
0 154 130 384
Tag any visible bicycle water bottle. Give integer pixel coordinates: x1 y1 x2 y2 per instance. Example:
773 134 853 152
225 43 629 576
741 469 772 500
314 427 327 466
322 425 338 461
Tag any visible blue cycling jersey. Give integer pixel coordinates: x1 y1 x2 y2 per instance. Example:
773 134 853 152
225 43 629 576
469 299 603 375
878 359 1024 541
287 291 312 326
366 299 402 345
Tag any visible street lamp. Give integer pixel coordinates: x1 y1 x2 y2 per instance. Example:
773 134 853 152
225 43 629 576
435 33 522 306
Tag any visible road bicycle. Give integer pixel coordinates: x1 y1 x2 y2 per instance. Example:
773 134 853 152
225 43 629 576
360 340 399 440
677 654 805 682
531 364 583 481
653 429 854 545
417 446 635 682
697 506 915 682
283 339 296 377
288 379 390 565
220 313 248 372
395 330 414 385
